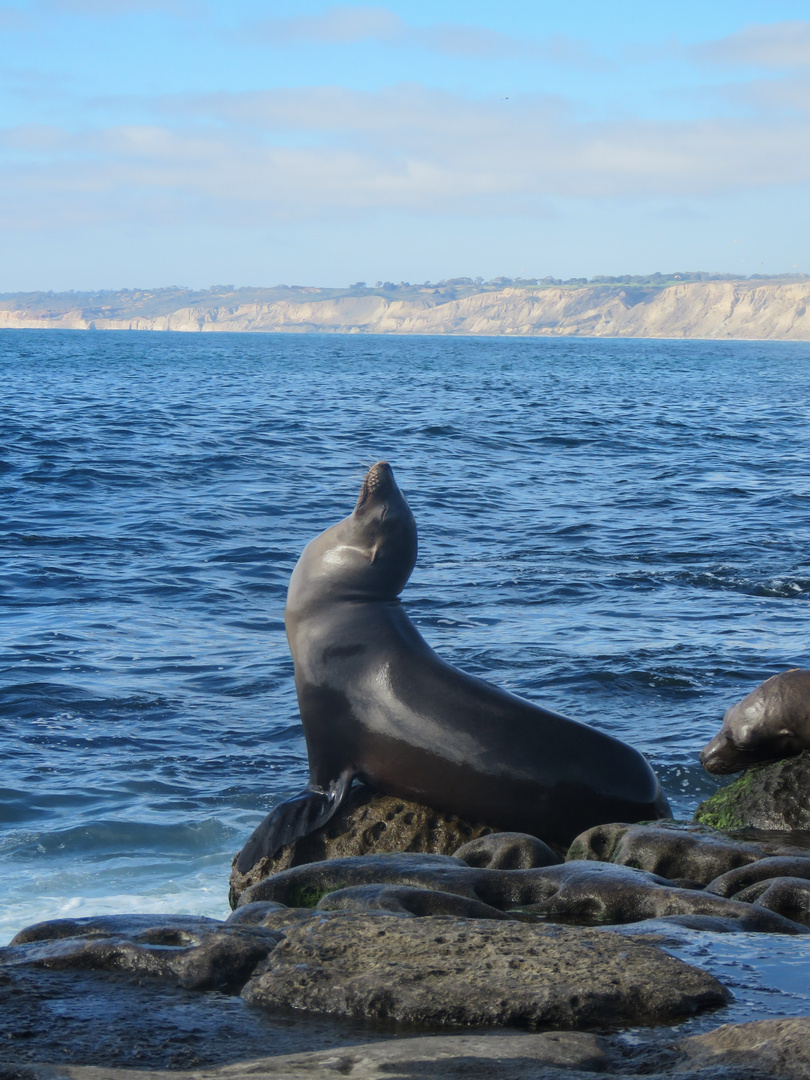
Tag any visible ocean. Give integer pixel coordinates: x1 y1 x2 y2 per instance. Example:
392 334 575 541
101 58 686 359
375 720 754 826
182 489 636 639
2 329 810 1019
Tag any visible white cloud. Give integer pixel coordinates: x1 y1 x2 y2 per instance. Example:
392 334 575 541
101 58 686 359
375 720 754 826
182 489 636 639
3 84 810 232
694 21 810 70
718 72 810 115
412 21 528 60
256 6 403 45
247 6 610 69
155 83 569 139
42 0 199 16
2 123 73 150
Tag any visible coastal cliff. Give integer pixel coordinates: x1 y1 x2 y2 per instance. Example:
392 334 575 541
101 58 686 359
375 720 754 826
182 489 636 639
2 279 810 339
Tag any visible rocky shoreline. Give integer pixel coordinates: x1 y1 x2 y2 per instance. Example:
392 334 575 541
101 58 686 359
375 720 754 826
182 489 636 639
3 761 810 1079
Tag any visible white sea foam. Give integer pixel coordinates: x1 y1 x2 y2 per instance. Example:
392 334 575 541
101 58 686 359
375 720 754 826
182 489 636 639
1 855 234 944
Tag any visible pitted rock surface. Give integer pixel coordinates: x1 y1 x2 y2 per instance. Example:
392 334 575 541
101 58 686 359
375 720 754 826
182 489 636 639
567 822 810 885
517 863 804 933
6 914 279 993
241 912 729 1027
694 752 810 831
706 856 810 898
682 1016 810 1078
454 832 561 869
229 789 496 906
735 877 810 924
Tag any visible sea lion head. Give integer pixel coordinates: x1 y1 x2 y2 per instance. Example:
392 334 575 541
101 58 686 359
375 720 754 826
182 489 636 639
288 462 417 610
699 671 806 774
349 461 418 595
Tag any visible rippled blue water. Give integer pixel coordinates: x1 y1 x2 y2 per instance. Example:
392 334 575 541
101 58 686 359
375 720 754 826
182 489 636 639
2 330 810 970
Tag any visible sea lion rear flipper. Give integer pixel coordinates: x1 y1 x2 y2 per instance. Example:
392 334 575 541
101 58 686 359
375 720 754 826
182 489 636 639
235 769 353 873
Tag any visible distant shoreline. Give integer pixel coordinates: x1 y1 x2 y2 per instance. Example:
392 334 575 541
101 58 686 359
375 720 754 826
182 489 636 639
2 277 810 340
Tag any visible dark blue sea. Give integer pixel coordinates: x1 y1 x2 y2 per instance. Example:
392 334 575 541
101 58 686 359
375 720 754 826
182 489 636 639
2 330 810 1019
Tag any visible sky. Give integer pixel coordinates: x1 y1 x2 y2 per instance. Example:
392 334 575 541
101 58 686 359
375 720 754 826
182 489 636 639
1 1 810 290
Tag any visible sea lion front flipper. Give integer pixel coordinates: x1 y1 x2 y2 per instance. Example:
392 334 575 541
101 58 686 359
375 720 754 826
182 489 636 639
235 769 354 873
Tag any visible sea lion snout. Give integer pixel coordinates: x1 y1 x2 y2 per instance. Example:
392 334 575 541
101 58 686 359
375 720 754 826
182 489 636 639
699 705 772 774
699 731 737 774
355 462 394 512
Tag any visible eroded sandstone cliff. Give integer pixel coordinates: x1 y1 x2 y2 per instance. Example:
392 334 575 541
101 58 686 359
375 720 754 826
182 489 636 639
2 280 809 338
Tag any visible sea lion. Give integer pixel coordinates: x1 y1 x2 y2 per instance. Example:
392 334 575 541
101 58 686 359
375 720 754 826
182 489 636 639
700 669 810 775
236 462 671 873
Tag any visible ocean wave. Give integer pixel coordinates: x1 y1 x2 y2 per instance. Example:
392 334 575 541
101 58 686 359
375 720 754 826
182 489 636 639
8 816 238 859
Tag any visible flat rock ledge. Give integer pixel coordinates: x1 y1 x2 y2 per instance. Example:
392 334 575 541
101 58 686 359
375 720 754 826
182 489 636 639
4 909 727 1031
694 752 810 831
0 906 744 1077
242 912 728 1028
4 1016 810 1079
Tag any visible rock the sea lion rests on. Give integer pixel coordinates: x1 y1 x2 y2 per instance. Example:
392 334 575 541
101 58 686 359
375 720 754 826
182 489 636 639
236 462 670 874
700 669 810 775
229 788 507 904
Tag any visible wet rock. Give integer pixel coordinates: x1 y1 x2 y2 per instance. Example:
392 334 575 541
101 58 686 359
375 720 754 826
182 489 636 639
7 1008 810 1079
600 912 789 936
236 852 480 908
242 912 729 1028
9 913 226 946
681 1016 810 1079
0 1029 616 1079
236 851 807 932
736 878 810 925
314 883 513 920
0 961 395 1072
5 914 278 993
516 862 806 933
454 832 561 869
235 852 671 915
225 901 300 926
706 856 810 897
694 753 810 831
225 904 316 931
230 1031 612 1080
567 822 810 885
230 789 495 906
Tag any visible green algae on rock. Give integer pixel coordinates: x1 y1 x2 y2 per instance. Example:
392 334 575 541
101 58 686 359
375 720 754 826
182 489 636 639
694 753 810 832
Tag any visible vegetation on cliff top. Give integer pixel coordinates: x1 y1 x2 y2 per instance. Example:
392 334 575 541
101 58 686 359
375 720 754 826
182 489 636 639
2 272 807 321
